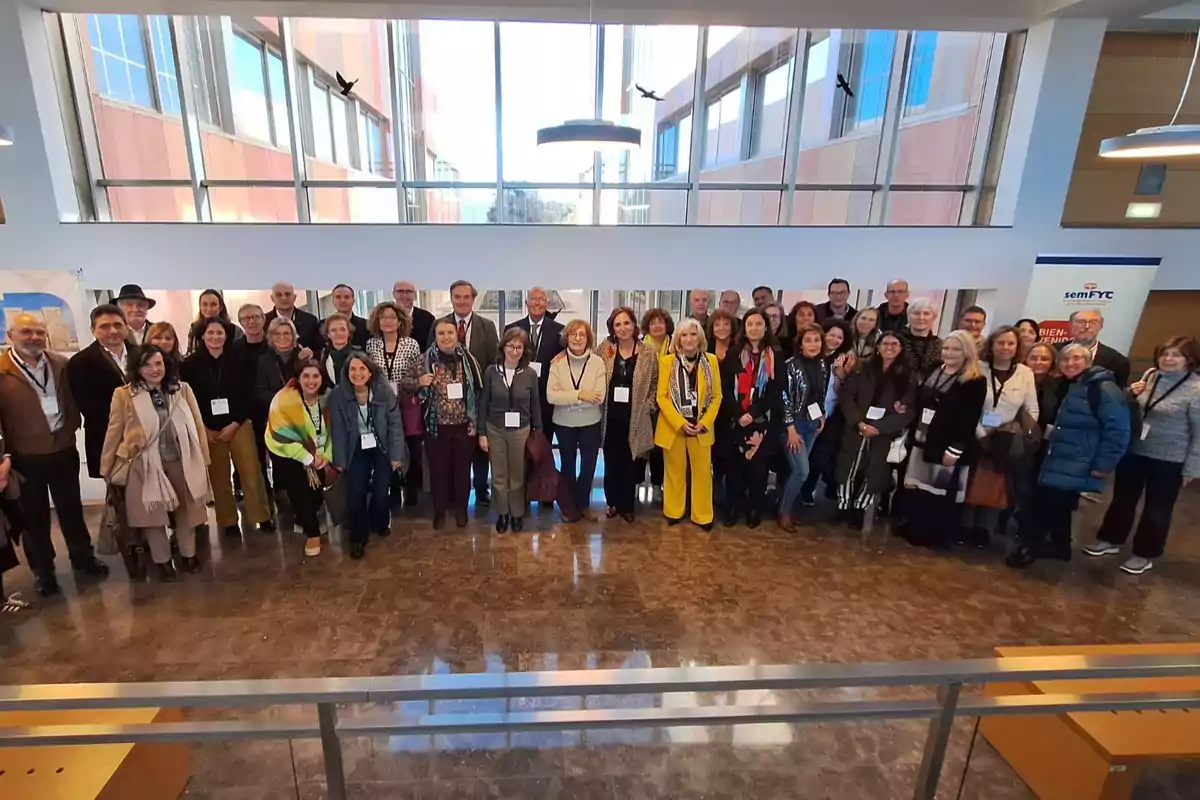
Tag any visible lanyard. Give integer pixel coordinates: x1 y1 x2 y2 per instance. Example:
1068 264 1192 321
500 365 518 409
303 396 323 437
568 355 591 391
989 367 1013 409
383 344 398 378
14 355 50 395
931 369 957 396
1145 373 1189 416
357 392 373 431
208 353 224 390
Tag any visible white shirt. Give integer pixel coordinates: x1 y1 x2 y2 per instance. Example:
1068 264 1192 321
455 314 474 350
977 362 1039 438
11 350 64 432
104 344 127 373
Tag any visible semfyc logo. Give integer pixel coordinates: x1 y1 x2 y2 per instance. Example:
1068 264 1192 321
1063 282 1115 303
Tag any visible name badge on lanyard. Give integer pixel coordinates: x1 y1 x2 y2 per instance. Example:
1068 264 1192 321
529 362 542 377
361 433 377 449
40 396 59 416
921 407 935 425
211 398 230 415
613 386 631 404
866 406 886 420
504 411 521 428
981 411 1003 428
807 403 823 421
446 382 464 400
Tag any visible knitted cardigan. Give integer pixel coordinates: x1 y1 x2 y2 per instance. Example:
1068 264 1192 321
266 383 333 470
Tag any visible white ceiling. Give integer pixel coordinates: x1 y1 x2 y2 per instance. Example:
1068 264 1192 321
28 0 1194 32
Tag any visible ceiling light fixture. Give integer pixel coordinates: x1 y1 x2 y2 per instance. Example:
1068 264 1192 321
1100 26 1200 158
0 124 13 147
535 0 641 153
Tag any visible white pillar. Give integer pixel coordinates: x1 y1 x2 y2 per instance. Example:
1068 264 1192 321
0 2 80 229
989 18 1107 322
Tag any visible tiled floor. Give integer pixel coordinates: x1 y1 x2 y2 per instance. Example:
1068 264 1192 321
3 484 1200 798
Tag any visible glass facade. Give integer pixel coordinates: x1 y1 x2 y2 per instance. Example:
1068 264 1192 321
55 14 1008 226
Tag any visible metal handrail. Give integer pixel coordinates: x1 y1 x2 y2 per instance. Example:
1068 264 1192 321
2 653 1199 800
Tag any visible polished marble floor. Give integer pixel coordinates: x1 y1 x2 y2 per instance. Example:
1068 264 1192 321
3 482 1200 798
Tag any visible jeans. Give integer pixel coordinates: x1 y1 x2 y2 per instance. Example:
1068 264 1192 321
346 446 392 545
1096 453 1185 559
778 422 821 515
557 423 601 512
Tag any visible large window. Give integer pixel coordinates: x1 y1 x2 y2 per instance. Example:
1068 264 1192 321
55 15 1009 227
87 14 153 109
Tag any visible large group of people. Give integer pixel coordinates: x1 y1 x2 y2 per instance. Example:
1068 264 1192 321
0 276 1196 607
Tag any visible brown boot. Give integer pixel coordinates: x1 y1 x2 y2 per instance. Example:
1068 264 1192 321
778 513 796 533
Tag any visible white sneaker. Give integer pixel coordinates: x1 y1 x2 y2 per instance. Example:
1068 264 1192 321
304 537 322 557
2 592 30 613
1083 541 1120 557
1119 556 1153 574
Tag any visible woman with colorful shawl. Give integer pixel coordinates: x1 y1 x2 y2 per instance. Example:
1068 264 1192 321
418 319 484 529
655 318 723 530
267 358 333 557
717 309 783 528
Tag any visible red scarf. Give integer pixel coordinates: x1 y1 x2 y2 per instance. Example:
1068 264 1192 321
736 347 773 413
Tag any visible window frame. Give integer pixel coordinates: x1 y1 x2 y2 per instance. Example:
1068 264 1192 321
749 57 792 158
86 13 179 117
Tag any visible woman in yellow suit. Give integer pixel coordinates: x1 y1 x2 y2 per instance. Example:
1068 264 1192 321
656 318 722 530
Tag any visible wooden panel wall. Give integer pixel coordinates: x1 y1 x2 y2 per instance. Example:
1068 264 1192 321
1129 289 1200 373
1062 32 1200 227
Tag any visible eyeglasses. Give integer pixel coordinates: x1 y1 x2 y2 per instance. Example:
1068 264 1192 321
394 289 415 295
504 342 525 350
1074 319 1102 327
879 340 903 348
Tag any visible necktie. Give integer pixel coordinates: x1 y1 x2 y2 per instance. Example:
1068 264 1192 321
457 319 467 345
531 322 540 353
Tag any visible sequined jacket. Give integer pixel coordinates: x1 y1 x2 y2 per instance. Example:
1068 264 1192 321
781 355 830 428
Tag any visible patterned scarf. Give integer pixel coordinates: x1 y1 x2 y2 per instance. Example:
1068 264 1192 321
668 352 715 422
419 344 482 437
736 346 774 413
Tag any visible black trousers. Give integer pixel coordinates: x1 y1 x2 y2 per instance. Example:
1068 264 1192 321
557 423 601 512
1097 454 1184 559
11 448 94 575
724 449 771 516
603 414 637 514
275 458 325 538
1017 484 1077 555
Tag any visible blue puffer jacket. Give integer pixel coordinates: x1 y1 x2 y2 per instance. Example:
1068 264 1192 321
1038 366 1131 494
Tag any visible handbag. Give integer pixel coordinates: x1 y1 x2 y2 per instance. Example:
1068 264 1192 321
97 486 125 556
965 462 1009 509
400 392 425 438
886 435 908 465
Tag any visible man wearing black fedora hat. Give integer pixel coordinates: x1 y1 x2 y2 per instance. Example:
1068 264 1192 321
115 284 155 346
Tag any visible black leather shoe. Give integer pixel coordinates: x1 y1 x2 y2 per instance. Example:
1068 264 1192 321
496 515 509 533
432 513 446 530
455 511 469 528
72 556 110 577
476 491 491 506
223 524 242 538
723 510 740 527
698 522 714 532
666 516 683 526
621 513 635 523
156 561 178 582
511 516 524 532
349 542 366 560
180 556 202 574
376 526 392 538
34 573 60 597
746 510 761 529
1005 547 1037 569
258 519 276 533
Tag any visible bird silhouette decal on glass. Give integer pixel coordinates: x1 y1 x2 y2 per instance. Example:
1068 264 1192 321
635 84 665 102
835 73 855 98
336 71 358 97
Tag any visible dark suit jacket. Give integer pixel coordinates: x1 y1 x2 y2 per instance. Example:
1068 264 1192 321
429 313 499 369
506 315 564 424
1093 342 1131 388
814 301 857 325
265 307 323 353
407 306 435 352
66 341 127 478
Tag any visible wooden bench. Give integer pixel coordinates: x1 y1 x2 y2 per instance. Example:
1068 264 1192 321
0 706 189 800
981 643 1200 800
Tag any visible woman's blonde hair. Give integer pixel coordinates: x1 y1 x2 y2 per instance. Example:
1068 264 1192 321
1025 341 1060 377
561 319 595 351
671 317 708 355
266 316 297 350
943 329 984 382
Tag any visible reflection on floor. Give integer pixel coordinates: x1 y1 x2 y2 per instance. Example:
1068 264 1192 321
3 486 1200 798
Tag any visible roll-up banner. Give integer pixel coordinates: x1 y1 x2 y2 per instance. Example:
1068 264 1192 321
1022 256 1160 353
0 270 87 353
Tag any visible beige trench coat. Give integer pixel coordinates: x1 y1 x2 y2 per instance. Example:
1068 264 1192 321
100 383 211 529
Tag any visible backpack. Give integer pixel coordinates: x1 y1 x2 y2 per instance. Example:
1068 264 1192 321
1086 375 1142 446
